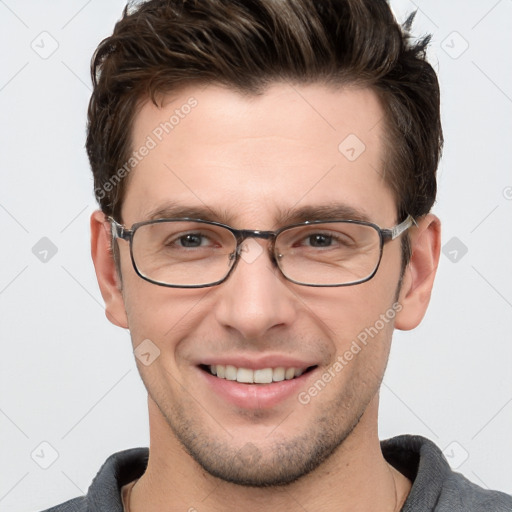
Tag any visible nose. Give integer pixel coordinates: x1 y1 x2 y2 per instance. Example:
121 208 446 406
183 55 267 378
213 238 298 340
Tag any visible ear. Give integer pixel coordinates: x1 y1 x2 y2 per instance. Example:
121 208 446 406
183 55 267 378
395 213 441 331
90 210 129 329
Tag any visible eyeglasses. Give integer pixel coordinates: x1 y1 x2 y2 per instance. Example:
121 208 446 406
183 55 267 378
109 215 415 288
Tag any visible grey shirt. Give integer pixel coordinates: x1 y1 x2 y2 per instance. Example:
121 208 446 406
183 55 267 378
40 435 512 511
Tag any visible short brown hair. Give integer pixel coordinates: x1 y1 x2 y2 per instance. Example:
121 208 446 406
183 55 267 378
87 0 442 265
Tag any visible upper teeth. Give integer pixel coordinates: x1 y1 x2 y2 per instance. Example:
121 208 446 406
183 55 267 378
210 365 305 384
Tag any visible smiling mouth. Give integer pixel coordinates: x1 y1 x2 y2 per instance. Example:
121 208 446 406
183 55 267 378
200 364 317 384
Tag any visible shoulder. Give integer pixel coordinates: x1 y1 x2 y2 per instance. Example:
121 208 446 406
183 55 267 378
382 435 512 512
439 469 512 512
38 497 87 512
35 447 149 512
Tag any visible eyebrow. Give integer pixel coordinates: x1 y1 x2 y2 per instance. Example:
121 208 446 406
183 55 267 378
140 202 372 227
143 204 233 224
277 204 372 225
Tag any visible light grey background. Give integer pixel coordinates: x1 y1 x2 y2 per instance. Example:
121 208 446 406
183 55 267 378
0 1 511 510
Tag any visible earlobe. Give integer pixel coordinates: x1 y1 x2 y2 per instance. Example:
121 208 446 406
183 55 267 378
394 213 441 331
90 210 129 329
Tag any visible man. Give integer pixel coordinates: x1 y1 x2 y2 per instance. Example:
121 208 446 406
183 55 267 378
42 0 512 510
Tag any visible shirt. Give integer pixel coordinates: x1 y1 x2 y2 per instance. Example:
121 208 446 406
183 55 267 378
39 435 512 511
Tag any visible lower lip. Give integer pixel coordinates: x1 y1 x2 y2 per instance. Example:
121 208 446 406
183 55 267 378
199 367 316 409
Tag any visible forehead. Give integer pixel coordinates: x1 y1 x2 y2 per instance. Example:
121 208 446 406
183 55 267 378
123 83 396 227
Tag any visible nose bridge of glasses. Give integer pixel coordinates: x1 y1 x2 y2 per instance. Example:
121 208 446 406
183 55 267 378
234 229 279 262
237 229 276 241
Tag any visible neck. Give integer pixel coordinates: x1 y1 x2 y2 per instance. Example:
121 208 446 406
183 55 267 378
129 396 411 512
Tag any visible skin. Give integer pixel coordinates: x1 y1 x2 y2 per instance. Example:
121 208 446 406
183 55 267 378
91 83 441 511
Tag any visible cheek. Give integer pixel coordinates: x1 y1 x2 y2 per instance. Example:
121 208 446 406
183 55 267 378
122 274 211 351
295 276 399 348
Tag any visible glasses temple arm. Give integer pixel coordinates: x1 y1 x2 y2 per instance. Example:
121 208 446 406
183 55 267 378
108 217 129 240
383 214 417 241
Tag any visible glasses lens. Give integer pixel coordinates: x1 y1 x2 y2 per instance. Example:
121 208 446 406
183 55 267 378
276 222 381 286
132 221 237 286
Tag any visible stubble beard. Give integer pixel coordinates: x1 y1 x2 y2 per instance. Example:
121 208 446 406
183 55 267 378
147 367 384 488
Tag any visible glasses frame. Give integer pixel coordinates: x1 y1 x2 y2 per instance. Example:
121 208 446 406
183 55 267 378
109 214 416 288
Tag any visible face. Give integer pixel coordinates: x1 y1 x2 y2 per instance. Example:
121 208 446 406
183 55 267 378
102 83 411 486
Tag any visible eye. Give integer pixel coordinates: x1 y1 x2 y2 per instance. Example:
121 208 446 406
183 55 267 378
175 233 208 248
306 234 334 247
296 230 354 249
